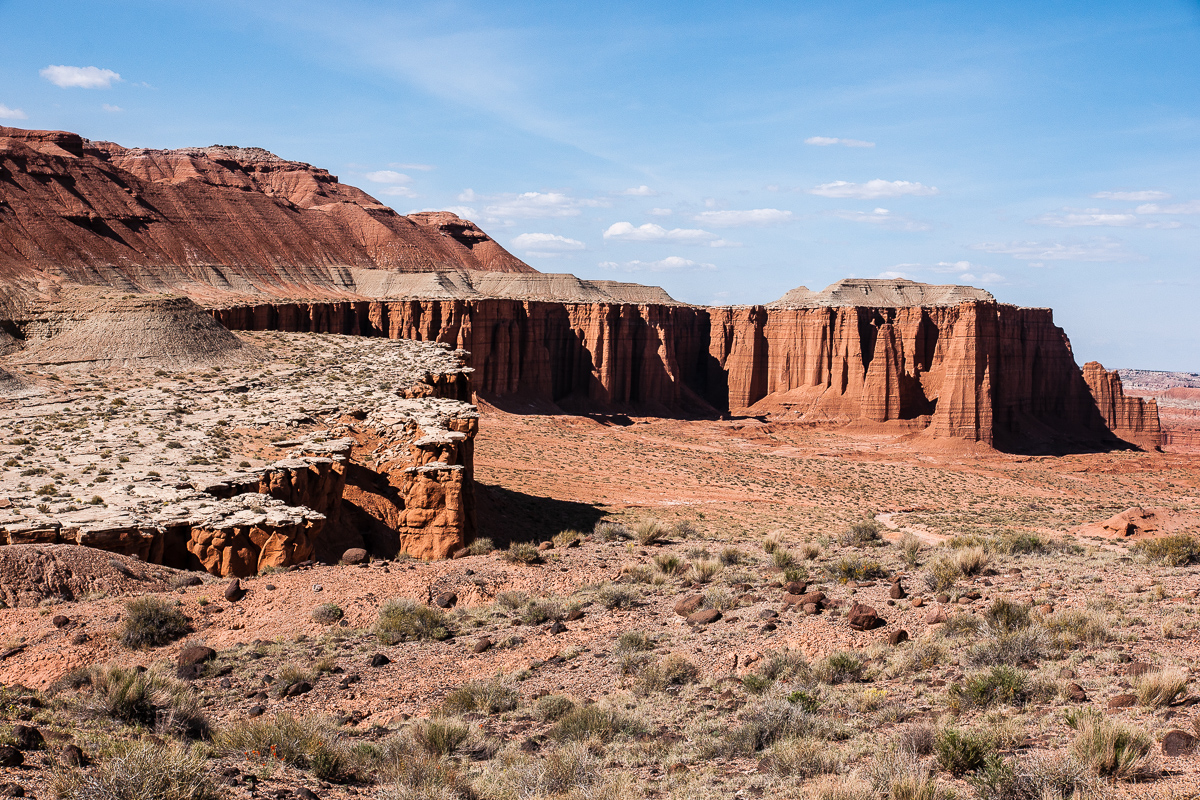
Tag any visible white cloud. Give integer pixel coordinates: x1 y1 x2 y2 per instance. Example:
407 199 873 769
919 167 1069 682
971 238 1143 262
693 208 793 227
808 180 938 199
1092 190 1169 201
40 65 121 89
933 260 973 273
958 272 1006 286
648 208 673 216
1136 200 1200 215
0 104 27 120
603 221 718 244
709 239 741 248
390 162 434 171
1029 208 1181 229
598 256 715 273
831 207 931 231
876 270 914 279
101 103 122 113
805 136 875 148
615 185 658 196
483 191 607 220
378 186 418 198
510 232 585 256
364 170 411 184
458 189 478 202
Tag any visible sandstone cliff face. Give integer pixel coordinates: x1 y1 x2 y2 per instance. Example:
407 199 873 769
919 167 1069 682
212 298 1160 452
1080 362 1161 451
0 126 532 305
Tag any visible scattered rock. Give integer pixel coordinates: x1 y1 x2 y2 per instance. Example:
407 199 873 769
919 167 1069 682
847 603 883 631
783 581 807 595
434 592 458 609
674 595 705 616
283 681 312 698
176 575 203 587
888 629 909 646
935 593 950 604
1107 694 1137 709
247 705 266 718
1162 729 1196 757
0 783 24 798
687 609 722 625
802 603 819 615
51 615 69 629
925 606 948 625
473 638 493 654
758 609 778 620
312 584 323 593
565 608 585 621
0 747 22 767
11 725 42 751
370 654 391 668
889 581 906 600
911 597 924 608
224 579 245 602
341 548 368 565
1066 683 1088 703
58 744 85 767
538 541 554 551
178 646 218 668
296 789 321 800
549 620 568 634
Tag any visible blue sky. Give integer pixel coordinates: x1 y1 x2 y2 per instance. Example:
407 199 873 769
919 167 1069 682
1 0 1198 370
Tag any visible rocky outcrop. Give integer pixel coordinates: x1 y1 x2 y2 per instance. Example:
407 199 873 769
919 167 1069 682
1081 362 1161 450
0 126 532 306
214 296 1157 452
1117 371 1200 454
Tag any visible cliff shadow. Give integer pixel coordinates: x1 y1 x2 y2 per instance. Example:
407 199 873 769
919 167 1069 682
474 483 607 546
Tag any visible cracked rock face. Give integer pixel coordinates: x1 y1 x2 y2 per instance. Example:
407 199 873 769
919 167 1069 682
0 331 479 575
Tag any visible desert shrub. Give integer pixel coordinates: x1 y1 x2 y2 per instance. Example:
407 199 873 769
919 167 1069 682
86 665 208 738
216 712 352 781
896 723 936 756
948 665 1029 711
1135 667 1188 708
786 690 821 712
972 753 1094 800
824 555 887 583
520 600 564 625
635 653 699 694
900 533 922 567
866 746 943 800
119 597 189 649
634 520 669 545
487 741 600 798
597 583 639 610
766 737 843 777
653 553 684 575
934 727 989 776
938 613 981 638
375 599 451 644
1043 608 1109 651
772 548 797 569
465 537 495 556
496 590 528 610
963 628 1046 668
410 719 470 757
594 520 631 541
742 674 773 695
273 663 315 698
1067 708 1157 780
311 603 345 625
994 532 1047 555
548 705 644 742
616 630 655 652
672 519 699 538
814 651 864 685
441 679 520 715
501 541 541 564
704 585 739 610
840 518 883 547
52 740 221 800
724 699 849 756
894 637 948 675
983 598 1031 633
762 530 786 553
535 694 576 722
954 546 991 576
374 745 474 800
552 529 582 548
801 542 822 560
1133 533 1200 566
621 563 655 583
689 559 722 583
758 648 812 683
719 546 746 565
923 555 960 592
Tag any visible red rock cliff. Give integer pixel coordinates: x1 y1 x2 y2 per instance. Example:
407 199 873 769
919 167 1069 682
1081 362 1161 450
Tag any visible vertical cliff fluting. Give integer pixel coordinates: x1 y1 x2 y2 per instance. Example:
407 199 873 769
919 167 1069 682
212 297 1160 452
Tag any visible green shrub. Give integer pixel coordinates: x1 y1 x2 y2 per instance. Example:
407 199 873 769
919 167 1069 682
535 694 576 722
742 674 773 695
815 651 864 685
772 548 797 569
963 629 1045 668
948 665 1030 711
410 719 470 757
87 665 208 738
840 518 883 547
923 555 960 592
634 520 669 546
119 597 189 649
440 679 520 715
597 583 639 610
825 556 887 583
1133 533 1200 566
216 713 352 781
934 727 989 776
719 546 746 565
548 705 644 742
653 553 684 575
900 533 922 567
1135 668 1188 708
501 541 541 564
983 598 1031 633
374 599 451 644
552 529 582 548
52 740 222 800
954 546 991 576
1067 709 1156 780
311 603 345 625
594 520 631 541
689 559 722 583
635 653 699 694
520 600 563 625
1042 608 1109 651
758 648 811 683
786 690 821 712
465 537 495 556
724 699 847 756
616 630 655 652
765 737 843 777
495 590 528 609
971 753 1094 800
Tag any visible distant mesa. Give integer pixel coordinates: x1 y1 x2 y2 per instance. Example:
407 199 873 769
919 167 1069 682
769 278 995 308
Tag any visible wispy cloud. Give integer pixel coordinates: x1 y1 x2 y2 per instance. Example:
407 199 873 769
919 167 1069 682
40 65 121 89
481 191 607 221
805 136 875 148
1092 190 1169 201
648 208 673 216
808 180 938 199
510 232 586 257
957 271 1007 285
831 207 931 231
390 162 434 171
1136 200 1200 215
693 208 792 227
364 170 411 184
603 221 717 244
1029 208 1181 229
0 104 27 120
971 238 1142 262
598 256 715 273
614 185 658 196
101 103 122 113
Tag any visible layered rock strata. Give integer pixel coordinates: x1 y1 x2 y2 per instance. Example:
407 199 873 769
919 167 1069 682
0 332 479 573
213 291 1159 452
1118 370 1200 453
